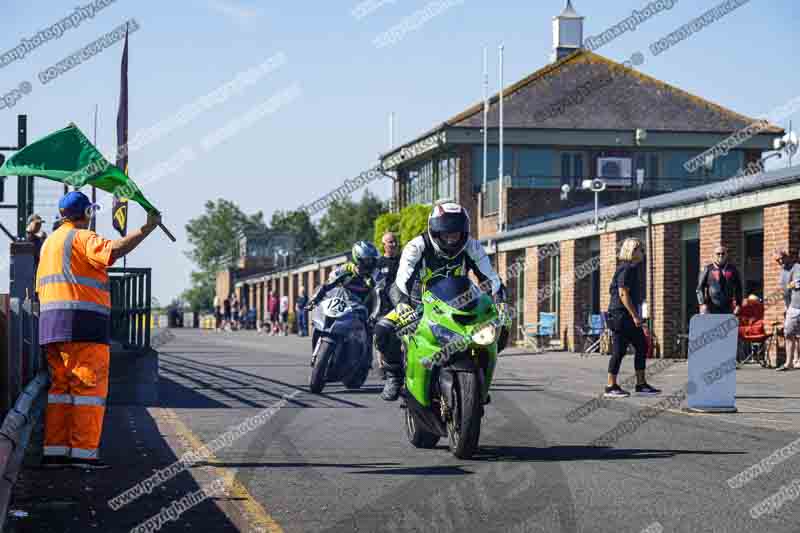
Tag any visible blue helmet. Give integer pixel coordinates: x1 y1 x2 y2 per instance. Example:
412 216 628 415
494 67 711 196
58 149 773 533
351 241 379 275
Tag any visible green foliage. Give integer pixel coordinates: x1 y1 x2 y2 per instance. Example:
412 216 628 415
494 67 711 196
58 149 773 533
399 204 430 247
317 190 387 256
373 211 401 251
270 209 320 259
184 199 268 273
183 199 268 310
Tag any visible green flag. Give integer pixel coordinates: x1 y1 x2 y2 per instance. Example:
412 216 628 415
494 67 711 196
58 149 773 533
0 123 157 213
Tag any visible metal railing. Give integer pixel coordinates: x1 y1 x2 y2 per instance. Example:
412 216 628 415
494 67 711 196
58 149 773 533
1 295 44 420
109 268 152 350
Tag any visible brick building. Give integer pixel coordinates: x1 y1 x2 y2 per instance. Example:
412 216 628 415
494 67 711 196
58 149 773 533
378 2 781 242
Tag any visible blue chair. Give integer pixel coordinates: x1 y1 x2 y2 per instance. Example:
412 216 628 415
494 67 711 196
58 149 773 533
578 313 605 354
520 312 558 352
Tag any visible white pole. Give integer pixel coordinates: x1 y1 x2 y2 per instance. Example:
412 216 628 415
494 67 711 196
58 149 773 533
482 47 488 196
389 112 394 149
498 44 504 233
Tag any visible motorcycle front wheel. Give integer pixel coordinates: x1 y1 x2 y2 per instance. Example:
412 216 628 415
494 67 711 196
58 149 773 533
404 409 439 449
309 339 335 394
447 371 482 459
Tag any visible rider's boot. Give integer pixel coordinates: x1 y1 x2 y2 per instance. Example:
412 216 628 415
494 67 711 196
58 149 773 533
381 364 403 401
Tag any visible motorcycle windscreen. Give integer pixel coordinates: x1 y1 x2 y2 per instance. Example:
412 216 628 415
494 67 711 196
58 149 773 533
429 276 482 312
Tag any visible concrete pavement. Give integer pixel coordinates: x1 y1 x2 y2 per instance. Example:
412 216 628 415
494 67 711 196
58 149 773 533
8 329 800 532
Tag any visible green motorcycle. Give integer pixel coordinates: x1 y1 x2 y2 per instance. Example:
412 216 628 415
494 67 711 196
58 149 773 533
399 276 507 459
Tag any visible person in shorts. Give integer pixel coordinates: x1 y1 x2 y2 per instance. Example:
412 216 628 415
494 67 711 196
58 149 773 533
780 250 800 371
280 294 289 336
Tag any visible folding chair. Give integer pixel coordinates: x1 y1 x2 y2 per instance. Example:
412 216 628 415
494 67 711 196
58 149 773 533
578 314 605 354
519 312 557 352
737 297 775 368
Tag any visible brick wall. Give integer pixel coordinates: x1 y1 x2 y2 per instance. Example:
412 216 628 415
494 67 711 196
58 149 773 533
764 202 800 360
457 147 478 238
651 223 682 357
559 239 592 350
524 247 540 334
599 232 619 311
700 213 741 269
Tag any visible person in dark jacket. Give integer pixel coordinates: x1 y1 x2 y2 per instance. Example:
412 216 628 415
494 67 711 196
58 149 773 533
604 237 661 398
377 232 400 285
697 246 743 315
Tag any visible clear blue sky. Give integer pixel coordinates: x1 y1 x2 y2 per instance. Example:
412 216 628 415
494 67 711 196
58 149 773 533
1 0 797 304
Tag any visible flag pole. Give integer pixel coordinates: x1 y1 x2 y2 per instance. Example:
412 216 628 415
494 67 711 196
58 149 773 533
90 104 98 230
498 44 504 233
482 46 488 204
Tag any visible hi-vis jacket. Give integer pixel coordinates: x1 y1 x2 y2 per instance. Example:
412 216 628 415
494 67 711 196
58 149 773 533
36 222 115 345
394 233 502 305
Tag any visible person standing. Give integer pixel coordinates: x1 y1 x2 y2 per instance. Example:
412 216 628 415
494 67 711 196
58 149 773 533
296 287 309 337
779 250 800 371
38 191 161 468
280 294 290 336
603 237 661 398
697 245 743 316
223 298 231 330
25 213 47 271
376 232 400 378
269 291 280 335
377 232 400 285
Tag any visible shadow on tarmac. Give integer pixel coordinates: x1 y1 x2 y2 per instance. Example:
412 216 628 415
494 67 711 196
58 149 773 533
473 445 747 462
158 352 369 409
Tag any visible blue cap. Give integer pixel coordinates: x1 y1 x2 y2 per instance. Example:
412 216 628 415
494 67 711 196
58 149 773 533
58 191 101 220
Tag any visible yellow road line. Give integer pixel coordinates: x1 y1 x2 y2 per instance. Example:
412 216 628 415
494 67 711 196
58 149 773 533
156 407 285 533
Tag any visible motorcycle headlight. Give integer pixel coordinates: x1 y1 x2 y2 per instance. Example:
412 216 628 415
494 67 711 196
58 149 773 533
472 324 497 346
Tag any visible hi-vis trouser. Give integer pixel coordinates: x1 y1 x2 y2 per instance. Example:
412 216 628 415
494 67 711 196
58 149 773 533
44 342 110 459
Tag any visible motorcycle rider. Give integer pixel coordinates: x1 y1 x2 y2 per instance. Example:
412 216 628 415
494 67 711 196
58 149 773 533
306 241 381 310
375 201 507 401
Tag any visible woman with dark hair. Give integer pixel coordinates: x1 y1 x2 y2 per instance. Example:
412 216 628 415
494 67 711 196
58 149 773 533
604 237 661 398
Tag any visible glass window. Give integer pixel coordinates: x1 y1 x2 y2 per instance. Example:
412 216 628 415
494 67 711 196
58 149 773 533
561 153 570 180
648 154 659 179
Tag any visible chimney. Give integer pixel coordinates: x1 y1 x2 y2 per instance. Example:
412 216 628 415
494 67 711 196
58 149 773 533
552 0 584 62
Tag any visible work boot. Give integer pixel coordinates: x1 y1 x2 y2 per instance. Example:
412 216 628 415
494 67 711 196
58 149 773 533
382 369 403 401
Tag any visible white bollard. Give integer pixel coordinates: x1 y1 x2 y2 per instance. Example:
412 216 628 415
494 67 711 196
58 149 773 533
686 313 738 413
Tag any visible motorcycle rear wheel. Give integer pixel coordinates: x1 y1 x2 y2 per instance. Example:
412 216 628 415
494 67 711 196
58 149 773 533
404 409 440 449
309 340 335 394
447 371 482 459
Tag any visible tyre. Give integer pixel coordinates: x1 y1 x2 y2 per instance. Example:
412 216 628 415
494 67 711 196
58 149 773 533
447 371 482 459
309 340 335 394
343 365 369 389
404 408 439 448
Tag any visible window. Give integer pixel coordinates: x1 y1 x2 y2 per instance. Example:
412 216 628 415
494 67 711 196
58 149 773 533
741 210 764 299
559 152 584 188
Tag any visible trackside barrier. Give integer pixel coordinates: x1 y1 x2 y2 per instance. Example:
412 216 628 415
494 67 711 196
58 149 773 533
109 268 152 349
686 313 738 413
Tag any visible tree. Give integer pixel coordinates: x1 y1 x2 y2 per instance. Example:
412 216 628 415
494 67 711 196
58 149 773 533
270 209 320 260
317 190 387 256
399 204 429 247
183 199 268 310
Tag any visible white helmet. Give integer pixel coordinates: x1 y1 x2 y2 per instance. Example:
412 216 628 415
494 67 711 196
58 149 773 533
428 202 470 259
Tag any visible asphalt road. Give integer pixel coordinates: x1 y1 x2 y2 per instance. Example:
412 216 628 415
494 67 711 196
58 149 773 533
155 329 800 533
